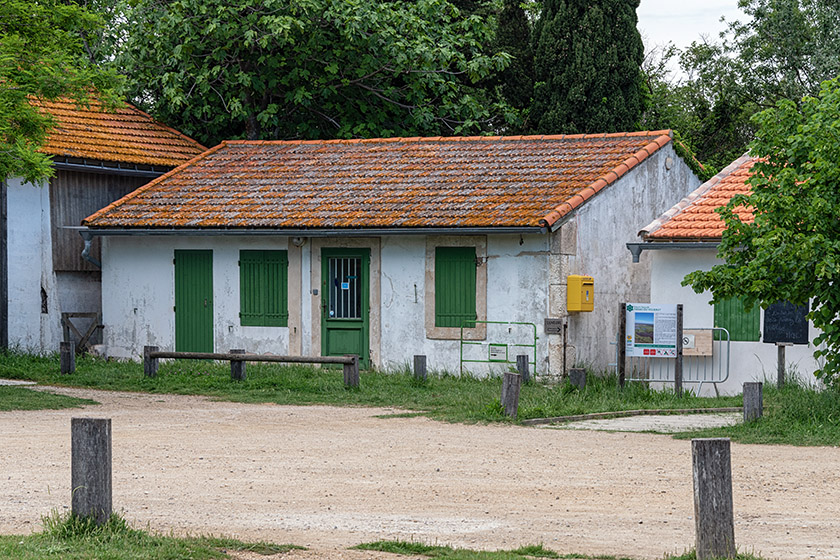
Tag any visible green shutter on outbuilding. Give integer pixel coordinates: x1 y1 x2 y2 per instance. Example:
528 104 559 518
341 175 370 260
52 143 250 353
240 250 288 327
435 246 477 328
714 296 760 342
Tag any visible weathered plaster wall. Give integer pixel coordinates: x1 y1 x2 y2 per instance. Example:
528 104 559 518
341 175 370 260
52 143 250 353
102 236 295 359
6 177 61 352
102 233 550 375
378 234 549 374
649 249 822 395
549 144 701 374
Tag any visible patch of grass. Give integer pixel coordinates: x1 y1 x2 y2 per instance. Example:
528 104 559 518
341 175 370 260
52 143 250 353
674 379 840 446
0 511 302 559
0 386 97 411
665 550 764 560
0 351 741 425
355 541 766 560
354 541 640 559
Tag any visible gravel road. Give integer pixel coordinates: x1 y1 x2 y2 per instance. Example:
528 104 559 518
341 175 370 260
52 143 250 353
1 386 838 560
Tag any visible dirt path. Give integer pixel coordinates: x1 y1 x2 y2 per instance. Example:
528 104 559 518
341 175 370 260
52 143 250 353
1 386 838 560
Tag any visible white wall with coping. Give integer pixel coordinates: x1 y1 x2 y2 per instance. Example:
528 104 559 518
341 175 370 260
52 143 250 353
649 249 822 395
6 177 61 352
102 232 551 375
555 143 700 373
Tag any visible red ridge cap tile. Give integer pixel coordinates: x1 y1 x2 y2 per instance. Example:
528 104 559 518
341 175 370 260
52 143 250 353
539 132 674 228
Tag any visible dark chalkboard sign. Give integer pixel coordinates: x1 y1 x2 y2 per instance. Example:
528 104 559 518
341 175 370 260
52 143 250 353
763 301 809 345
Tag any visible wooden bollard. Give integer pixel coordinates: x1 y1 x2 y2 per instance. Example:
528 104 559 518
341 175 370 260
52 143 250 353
230 349 246 381
143 345 159 377
413 355 427 382
501 372 521 418
569 367 586 390
343 354 360 388
60 341 75 374
516 354 530 384
692 438 736 560
71 418 112 525
743 382 763 422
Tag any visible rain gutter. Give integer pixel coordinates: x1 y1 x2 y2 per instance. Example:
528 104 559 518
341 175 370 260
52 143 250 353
626 241 719 263
76 225 547 268
53 160 168 178
76 226 546 238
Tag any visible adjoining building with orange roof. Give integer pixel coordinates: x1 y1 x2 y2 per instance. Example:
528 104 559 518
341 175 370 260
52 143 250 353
81 130 700 376
2 98 206 353
629 154 822 394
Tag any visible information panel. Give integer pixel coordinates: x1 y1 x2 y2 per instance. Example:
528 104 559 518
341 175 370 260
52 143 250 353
625 303 678 358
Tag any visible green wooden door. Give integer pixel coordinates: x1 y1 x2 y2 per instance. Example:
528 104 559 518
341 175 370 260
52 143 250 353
174 250 214 352
321 248 370 368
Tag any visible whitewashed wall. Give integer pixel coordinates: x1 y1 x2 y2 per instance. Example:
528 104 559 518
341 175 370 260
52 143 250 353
102 236 292 359
378 234 549 374
102 233 550 375
555 144 700 372
648 249 822 395
6 177 61 352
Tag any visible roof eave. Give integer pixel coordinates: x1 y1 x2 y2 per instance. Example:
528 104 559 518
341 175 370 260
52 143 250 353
626 240 720 263
77 225 548 238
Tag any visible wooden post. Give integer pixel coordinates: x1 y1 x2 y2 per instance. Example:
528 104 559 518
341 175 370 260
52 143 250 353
60 341 75 374
675 304 684 397
413 355 427 382
743 382 763 422
501 372 521 418
343 354 360 388
71 418 112 525
692 438 736 560
516 354 530 384
777 344 786 388
618 302 626 388
569 367 586 390
230 349 246 381
143 345 159 378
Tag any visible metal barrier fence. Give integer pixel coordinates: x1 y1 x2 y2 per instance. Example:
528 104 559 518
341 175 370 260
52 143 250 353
612 327 731 395
460 321 537 376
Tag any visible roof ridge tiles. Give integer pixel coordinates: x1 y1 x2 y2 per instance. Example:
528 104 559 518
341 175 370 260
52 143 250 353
204 130 674 148
121 103 207 152
539 132 674 228
639 152 755 240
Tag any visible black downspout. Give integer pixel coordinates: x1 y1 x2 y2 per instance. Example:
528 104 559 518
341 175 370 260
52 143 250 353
0 179 8 349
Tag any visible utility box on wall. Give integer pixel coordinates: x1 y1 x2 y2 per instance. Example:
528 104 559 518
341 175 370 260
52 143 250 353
567 275 594 312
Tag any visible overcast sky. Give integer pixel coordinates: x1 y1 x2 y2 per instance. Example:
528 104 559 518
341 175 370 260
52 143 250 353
636 0 745 52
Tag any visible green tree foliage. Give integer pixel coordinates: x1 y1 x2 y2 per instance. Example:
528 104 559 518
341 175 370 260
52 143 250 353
0 0 121 183
494 0 534 129
530 0 644 134
642 0 840 173
683 78 840 387
116 0 513 147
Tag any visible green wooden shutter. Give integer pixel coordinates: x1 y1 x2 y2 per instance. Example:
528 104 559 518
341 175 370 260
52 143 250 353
714 297 760 341
240 250 288 327
435 246 477 328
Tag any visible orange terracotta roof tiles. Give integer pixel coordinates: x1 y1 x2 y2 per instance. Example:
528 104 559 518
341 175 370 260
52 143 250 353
34 98 206 167
84 131 673 230
641 154 756 241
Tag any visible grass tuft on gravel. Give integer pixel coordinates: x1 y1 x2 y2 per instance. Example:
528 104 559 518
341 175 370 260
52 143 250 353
0 511 301 559
0 385 97 411
355 541 766 560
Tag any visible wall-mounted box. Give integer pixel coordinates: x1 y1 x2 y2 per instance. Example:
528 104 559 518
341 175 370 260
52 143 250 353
567 275 594 312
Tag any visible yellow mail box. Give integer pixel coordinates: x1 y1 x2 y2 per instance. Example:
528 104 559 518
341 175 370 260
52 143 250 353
567 275 594 312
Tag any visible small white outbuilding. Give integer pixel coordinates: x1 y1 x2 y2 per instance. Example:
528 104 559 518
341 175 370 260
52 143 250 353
83 131 699 376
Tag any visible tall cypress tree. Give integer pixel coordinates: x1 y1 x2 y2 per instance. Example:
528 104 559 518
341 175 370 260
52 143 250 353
496 0 534 126
530 0 644 134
